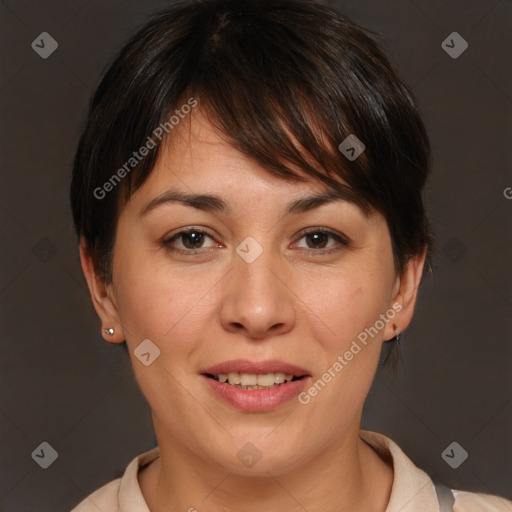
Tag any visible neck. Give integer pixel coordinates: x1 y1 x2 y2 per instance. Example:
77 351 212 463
139 424 393 512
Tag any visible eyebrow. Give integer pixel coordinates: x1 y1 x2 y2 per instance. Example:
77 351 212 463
139 186 365 218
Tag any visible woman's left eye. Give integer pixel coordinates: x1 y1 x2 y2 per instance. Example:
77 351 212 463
293 228 349 254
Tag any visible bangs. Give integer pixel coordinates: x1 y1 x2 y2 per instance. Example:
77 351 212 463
190 83 374 215
71 0 431 282
122 0 398 216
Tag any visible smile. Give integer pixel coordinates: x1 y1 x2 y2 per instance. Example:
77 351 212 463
205 372 306 389
200 360 311 411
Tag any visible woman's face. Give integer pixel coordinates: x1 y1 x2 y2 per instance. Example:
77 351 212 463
91 112 421 475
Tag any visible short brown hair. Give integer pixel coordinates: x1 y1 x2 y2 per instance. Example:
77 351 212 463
70 0 434 307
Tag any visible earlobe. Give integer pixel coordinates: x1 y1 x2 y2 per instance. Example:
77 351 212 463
79 239 124 344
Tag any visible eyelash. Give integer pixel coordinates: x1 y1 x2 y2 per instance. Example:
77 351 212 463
161 226 350 257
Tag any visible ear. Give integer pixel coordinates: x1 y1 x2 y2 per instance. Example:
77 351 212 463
79 238 124 344
383 245 427 341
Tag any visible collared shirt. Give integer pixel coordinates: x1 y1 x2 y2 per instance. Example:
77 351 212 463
71 430 512 512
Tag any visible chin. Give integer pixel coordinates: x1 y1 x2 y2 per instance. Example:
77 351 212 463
205 434 311 477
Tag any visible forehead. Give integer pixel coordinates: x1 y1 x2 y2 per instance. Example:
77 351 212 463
159 111 311 186
139 111 352 203
122 110 375 227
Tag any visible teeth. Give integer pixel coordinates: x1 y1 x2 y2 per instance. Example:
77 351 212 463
215 372 299 387
274 372 286 384
256 373 275 386
227 373 241 385
240 373 258 386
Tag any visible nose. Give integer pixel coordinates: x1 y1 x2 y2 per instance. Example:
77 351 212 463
219 245 297 340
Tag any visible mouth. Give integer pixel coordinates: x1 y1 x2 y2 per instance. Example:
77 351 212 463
203 372 308 390
200 359 311 411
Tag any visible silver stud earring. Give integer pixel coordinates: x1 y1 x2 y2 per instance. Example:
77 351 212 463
104 328 115 335
387 324 401 342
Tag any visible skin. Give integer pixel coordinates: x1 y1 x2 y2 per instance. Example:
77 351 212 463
81 110 426 512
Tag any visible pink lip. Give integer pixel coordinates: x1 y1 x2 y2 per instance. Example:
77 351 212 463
202 374 311 412
201 359 310 376
200 359 311 412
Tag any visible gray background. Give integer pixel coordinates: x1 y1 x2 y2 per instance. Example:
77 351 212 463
1 0 511 510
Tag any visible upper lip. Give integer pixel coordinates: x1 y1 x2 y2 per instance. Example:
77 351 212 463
201 359 310 376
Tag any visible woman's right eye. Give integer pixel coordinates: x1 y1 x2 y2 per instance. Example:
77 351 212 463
162 228 219 254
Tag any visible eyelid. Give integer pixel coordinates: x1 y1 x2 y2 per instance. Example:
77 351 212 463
295 226 350 244
162 226 218 243
163 225 217 241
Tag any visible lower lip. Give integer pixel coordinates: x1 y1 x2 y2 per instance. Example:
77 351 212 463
202 375 310 412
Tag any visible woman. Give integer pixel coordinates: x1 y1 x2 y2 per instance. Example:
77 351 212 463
69 0 512 510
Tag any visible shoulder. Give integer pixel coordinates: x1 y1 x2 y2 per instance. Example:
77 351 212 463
70 478 121 512
453 489 512 512
69 446 160 512
359 430 511 512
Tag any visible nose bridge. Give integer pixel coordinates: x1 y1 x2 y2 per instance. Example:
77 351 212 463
235 235 281 307
219 234 296 338
238 243 277 295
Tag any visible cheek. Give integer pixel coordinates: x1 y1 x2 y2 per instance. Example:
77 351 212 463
295 265 390 353
293 269 391 430
113 250 221 353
